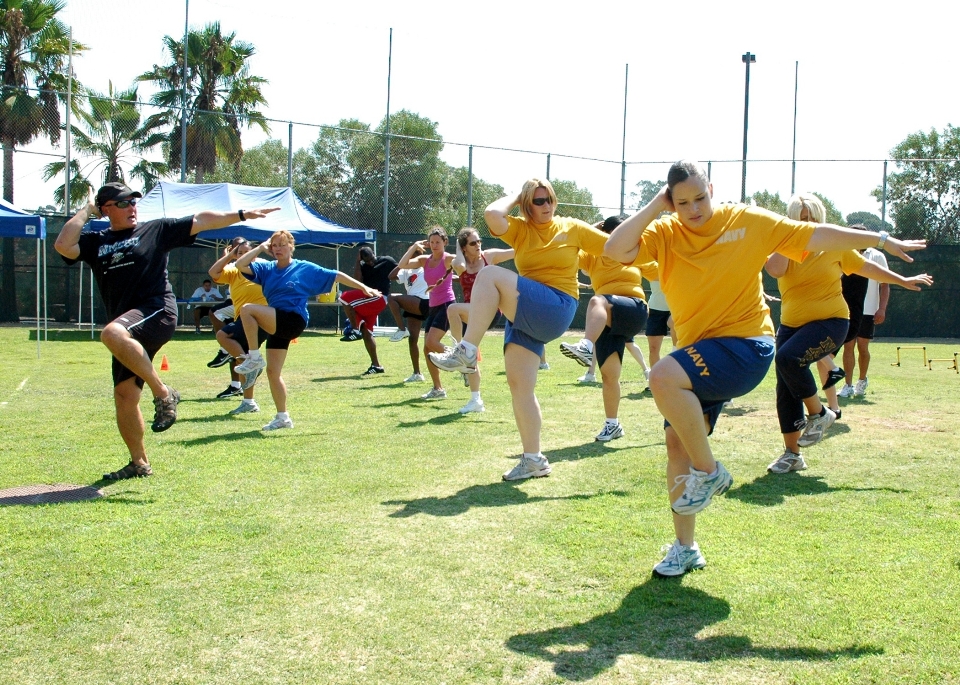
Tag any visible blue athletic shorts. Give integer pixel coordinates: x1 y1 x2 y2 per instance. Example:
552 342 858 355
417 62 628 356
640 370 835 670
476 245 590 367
646 307 671 337
503 277 577 357
595 296 648 367
664 336 775 433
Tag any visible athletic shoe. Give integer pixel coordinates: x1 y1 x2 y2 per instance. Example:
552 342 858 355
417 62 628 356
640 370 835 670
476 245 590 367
578 372 597 384
103 461 152 480
461 372 470 387
389 329 409 342
340 329 363 342
207 349 232 368
262 415 294 431
362 365 385 375
854 378 869 396
833 408 842 421
539 362 550 371
216 385 243 399
420 387 447 400
838 383 855 398
229 400 260 415
429 343 477 373
652 539 707 578
240 367 262 391
151 386 180 433
234 355 266 375
670 462 732 515
404 373 426 383
644 368 652 382
797 407 837 448
823 367 845 391
559 340 593 367
459 397 485 414
767 449 807 474
595 423 624 442
502 454 551 481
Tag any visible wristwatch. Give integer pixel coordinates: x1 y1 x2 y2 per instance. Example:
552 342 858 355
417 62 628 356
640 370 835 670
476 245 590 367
877 230 889 249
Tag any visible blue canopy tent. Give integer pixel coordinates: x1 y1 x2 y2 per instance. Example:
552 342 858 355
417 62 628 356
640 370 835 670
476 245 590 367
0 199 47 356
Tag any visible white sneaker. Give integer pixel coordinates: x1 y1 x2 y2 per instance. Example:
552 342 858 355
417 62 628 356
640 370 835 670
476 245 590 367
797 408 837 448
229 400 260 415
767 449 807 473
420 387 447 400
404 373 425 383
502 454 551 481
459 397 485 414
234 354 266 375
429 343 477 373
854 378 868 396
539 362 550 371
670 462 733 515
578 372 597 384
559 340 593 367
595 423 624 442
838 384 855 398
389 329 410 342
652 539 707 578
262 415 293 431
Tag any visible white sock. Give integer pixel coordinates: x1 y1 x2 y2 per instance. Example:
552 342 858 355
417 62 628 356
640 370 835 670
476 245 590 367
471 391 481 401
523 452 545 462
229 381 241 389
242 398 256 405
460 340 478 355
606 418 619 426
248 350 263 361
276 412 289 420
219 346 229 354
581 339 594 353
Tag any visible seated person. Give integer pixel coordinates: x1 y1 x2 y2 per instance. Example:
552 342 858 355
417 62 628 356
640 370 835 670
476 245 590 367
189 278 225 332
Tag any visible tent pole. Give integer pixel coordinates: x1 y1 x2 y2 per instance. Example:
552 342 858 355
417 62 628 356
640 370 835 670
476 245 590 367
78 262 83 327
90 264 95 339
36 239 40 358
43 232 48 341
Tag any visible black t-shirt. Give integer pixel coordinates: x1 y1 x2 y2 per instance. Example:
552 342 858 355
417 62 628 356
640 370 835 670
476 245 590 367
63 216 196 319
360 256 398 294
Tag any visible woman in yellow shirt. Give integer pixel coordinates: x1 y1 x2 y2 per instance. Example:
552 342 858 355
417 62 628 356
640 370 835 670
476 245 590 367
605 161 927 578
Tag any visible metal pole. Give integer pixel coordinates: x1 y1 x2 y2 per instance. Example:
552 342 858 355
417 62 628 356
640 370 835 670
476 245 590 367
790 60 798 195
35 239 40 357
881 160 888 226
287 121 293 188
77 261 83 327
707 161 712 180
90 264 94 339
64 27 72 212
42 233 47 340
180 0 189 182
546 153 551 181
741 52 756 203
467 145 474 227
620 63 629 216
381 28 393 234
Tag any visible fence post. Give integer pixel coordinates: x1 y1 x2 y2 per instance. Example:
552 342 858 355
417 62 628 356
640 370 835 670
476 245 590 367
180 0 189 182
381 28 393 234
707 161 712 180
467 145 474 228
287 121 293 188
546 153 551 181
881 160 888 227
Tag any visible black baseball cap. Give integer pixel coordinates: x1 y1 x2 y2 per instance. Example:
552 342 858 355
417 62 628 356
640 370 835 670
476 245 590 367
95 182 142 208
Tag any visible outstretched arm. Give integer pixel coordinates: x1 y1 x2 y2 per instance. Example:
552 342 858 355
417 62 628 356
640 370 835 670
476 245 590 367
336 272 380 298
191 207 279 235
604 187 672 263
857 260 933 292
805 226 926 262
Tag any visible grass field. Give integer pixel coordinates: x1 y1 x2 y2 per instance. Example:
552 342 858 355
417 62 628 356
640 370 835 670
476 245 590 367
1 327 959 684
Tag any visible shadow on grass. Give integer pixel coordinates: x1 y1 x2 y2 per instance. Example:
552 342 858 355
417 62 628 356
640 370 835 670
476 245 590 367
721 404 760 417
726 471 907 507
384 482 628 517
311 375 367 383
547 441 663 463
622 390 652 400
506 578 882 679
27 329 100 342
177 429 274 446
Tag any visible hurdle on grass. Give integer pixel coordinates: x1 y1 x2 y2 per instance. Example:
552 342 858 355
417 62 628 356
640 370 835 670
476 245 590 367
891 345 927 367
927 353 958 374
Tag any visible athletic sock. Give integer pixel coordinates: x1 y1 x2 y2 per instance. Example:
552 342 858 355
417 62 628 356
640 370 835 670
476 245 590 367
605 418 619 426
229 381 241 389
471 391 481 401
248 350 263 361
460 340 478 355
523 452 544 462
276 412 289 420
582 339 594 352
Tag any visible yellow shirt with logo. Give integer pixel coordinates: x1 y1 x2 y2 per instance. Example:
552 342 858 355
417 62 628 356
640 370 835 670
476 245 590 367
631 204 816 346
778 249 865 328
215 263 268 309
578 251 646 299
502 215 609 299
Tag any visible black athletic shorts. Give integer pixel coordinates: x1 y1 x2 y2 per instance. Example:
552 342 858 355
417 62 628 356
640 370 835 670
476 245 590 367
111 307 177 387
857 314 876 340
645 307 671 337
841 308 863 348
266 309 307 350
595 296 648 368
424 301 452 333
221 319 269 353
401 297 430 321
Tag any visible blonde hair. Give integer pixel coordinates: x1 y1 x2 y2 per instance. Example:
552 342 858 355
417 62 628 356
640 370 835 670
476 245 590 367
787 194 826 224
518 178 557 221
269 230 296 252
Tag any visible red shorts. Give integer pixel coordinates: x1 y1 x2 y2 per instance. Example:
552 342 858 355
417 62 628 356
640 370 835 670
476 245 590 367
339 290 387 330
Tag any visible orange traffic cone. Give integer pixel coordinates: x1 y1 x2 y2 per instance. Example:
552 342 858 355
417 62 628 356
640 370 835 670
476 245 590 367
291 338 298 344
160 355 170 371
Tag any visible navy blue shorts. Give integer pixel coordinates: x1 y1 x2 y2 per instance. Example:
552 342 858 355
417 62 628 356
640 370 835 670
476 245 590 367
424 301 453 333
503 277 577 357
221 319 269 354
664 337 775 433
596 296 648 367
646 307 671 337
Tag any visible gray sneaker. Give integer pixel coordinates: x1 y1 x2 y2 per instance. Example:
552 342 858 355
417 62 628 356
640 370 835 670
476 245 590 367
429 343 477 373
502 454 551 481
559 340 593 367
652 539 707 578
240 366 263 391
837 384 855 398
854 378 869 396
234 354 266 375
229 400 260 415
262 415 294 431
670 462 732 515
767 449 807 474
420 387 447 400
797 408 836 448
595 423 624 442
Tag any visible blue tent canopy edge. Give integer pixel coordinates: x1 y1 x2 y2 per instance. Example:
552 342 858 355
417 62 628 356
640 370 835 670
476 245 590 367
0 198 46 239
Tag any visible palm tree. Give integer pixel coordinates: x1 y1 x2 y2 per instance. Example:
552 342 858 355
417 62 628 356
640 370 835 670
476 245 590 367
0 0 86 320
42 82 169 209
138 21 269 183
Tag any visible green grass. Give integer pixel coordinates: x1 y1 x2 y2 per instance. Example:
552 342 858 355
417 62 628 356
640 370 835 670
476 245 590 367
1 327 959 684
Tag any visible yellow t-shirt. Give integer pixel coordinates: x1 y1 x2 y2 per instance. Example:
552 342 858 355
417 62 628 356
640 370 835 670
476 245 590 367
578 251 645 299
778 249 865 328
502 215 608 298
216 263 268 309
631 204 816 346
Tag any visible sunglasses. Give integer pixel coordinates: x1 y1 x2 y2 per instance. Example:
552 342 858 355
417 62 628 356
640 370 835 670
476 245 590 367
532 197 553 206
467 240 481 246
103 199 138 209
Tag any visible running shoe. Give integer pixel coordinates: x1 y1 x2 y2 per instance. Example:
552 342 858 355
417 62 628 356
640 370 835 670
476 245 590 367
429 343 477 373
559 340 593 367
595 423 624 442
340 329 363 342
151 386 180 433
240 366 262 391
837 384 855 398
262 415 294 431
229 400 260 415
216 385 243 399
420 387 447 400
578 372 597 384
767 449 807 474
234 355 266 375
404 373 426 383
823 367 845 391
854 378 869 396
797 407 837 448
389 329 409 342
539 362 550 371
362 365 385 375
652 539 707 578
461 372 470 387
502 454 551 481
207 349 232 368
459 397 485 414
670 462 732 515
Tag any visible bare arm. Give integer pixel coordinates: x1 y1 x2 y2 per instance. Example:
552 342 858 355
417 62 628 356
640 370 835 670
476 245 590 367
856 260 933 292
335 272 379 298
209 243 241 281
875 283 890 324
235 241 270 275
482 247 515 266
452 240 466 275
398 241 428 269
805 225 926 262
54 192 98 260
484 192 520 236
191 207 279 235
604 187 672 263
764 253 790 279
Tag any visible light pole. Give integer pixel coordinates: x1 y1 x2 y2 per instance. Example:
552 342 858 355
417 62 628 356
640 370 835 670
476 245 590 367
741 51 756 203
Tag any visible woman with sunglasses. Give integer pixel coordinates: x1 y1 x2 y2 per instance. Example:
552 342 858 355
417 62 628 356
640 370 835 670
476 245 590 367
430 178 609 481
446 227 515 414
603 160 927 578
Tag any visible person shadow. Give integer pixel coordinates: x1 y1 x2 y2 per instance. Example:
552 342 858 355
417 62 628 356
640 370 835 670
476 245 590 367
725 471 907 507
383 482 628 518
506 579 881 680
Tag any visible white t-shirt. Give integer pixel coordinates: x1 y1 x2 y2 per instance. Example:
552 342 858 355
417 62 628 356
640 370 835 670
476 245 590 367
863 248 888 315
189 285 224 303
397 268 428 299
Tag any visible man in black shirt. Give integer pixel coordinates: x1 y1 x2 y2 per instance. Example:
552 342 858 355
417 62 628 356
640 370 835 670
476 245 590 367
55 182 278 480
340 245 398 374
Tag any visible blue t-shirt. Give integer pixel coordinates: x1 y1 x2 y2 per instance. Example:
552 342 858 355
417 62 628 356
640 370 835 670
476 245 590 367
246 259 337 323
